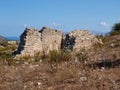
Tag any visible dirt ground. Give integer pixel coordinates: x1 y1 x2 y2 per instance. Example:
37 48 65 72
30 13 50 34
0 59 120 90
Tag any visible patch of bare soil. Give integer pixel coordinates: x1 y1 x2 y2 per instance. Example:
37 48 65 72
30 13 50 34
0 60 120 90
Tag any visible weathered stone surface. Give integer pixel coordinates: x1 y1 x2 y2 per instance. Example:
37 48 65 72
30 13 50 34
15 27 101 57
40 27 62 53
15 27 62 56
63 30 100 52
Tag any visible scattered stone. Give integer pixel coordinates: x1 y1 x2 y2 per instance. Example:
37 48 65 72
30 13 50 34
24 62 29 65
37 82 42 86
101 67 105 70
110 43 114 47
80 77 87 81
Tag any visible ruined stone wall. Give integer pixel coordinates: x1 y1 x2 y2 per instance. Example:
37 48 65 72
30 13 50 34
63 30 100 52
40 27 62 54
15 27 62 56
15 27 101 56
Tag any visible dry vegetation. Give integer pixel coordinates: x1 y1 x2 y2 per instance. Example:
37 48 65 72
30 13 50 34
0 35 120 90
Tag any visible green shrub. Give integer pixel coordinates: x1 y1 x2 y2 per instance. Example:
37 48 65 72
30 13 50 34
49 50 60 63
96 34 104 39
34 52 45 62
76 52 88 62
109 23 120 36
0 51 12 59
94 34 109 48
0 49 15 65
48 50 72 63
0 42 15 59
61 50 72 61
109 30 120 36
0 41 8 47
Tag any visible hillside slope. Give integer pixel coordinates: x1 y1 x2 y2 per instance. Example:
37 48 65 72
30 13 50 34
0 35 7 42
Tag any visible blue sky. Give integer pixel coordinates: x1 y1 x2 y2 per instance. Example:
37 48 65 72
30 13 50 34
0 0 120 37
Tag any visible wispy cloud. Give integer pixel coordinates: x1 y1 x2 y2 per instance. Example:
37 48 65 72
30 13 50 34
50 22 62 29
99 22 109 27
51 22 61 27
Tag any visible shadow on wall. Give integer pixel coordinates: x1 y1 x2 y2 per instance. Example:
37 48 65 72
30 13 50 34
62 34 76 51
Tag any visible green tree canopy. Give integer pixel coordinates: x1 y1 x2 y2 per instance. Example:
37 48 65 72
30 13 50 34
109 22 120 35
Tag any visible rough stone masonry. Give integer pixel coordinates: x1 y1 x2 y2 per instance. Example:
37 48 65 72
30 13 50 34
63 30 100 52
15 27 101 56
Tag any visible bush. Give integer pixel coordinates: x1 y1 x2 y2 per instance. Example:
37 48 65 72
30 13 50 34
0 41 8 47
0 41 18 65
76 52 88 62
0 48 15 65
109 23 120 36
0 51 12 59
48 50 72 63
94 34 109 48
96 34 104 39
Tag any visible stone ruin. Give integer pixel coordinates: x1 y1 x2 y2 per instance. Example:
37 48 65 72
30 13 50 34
15 27 62 56
15 27 101 56
63 30 100 52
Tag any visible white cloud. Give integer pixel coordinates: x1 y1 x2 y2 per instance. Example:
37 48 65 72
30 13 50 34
99 22 108 27
51 22 61 27
50 22 62 29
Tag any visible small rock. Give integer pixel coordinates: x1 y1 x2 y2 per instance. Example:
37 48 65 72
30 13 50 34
24 85 27 89
80 77 87 81
24 61 29 65
101 67 105 71
37 82 41 86
39 59 42 62
110 43 114 47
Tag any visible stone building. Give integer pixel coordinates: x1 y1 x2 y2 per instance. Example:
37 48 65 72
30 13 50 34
15 27 62 56
15 27 101 56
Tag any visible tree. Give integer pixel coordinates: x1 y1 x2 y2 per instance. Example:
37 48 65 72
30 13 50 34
110 23 120 35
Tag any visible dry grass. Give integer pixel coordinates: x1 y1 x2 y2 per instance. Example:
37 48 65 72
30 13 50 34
48 50 72 63
46 65 79 86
